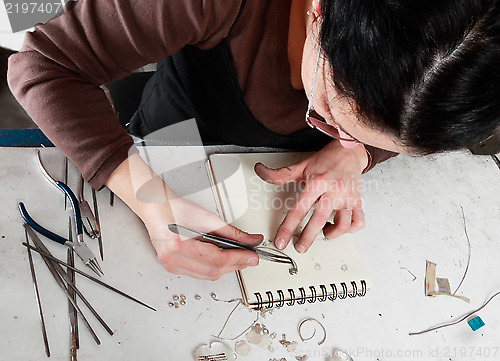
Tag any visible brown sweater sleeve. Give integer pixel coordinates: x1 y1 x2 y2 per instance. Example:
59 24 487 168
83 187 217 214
363 145 399 173
7 0 242 189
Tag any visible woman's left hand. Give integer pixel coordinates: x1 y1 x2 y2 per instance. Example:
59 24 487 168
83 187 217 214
254 140 368 253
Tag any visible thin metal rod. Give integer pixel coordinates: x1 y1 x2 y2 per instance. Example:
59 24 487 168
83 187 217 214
25 230 50 357
491 154 500 170
409 291 500 335
65 266 113 335
35 249 101 344
68 248 79 359
23 243 157 312
92 188 104 261
24 225 102 344
25 226 113 336
64 157 68 210
78 174 84 202
453 207 471 295
67 217 79 353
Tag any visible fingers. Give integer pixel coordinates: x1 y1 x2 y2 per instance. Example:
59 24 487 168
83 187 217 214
323 209 352 239
145 197 264 280
254 162 303 185
157 238 259 280
291 198 365 252
288 197 366 252
274 184 324 251
174 250 258 281
323 206 365 239
192 247 259 279
210 222 264 247
275 193 365 251
177 206 264 247
349 204 365 233
294 196 334 253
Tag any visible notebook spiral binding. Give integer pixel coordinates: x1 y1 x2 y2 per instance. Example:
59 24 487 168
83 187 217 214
254 280 367 309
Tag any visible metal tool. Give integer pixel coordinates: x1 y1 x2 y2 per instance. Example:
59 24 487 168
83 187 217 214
91 188 104 261
67 218 79 359
23 243 157 312
64 157 68 210
33 150 103 275
109 190 115 206
469 132 500 155
491 154 500 170
78 175 100 239
23 224 103 345
19 202 103 276
168 224 298 272
25 229 50 357
24 224 114 338
68 247 79 360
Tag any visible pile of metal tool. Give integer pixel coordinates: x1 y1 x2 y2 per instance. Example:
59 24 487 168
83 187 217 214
20 151 155 358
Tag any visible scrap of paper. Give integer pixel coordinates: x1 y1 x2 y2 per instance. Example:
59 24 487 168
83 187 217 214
424 260 470 303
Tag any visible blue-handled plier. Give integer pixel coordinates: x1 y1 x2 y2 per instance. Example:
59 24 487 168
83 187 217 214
18 151 103 276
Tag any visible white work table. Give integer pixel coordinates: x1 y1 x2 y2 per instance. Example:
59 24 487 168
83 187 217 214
0 145 499 361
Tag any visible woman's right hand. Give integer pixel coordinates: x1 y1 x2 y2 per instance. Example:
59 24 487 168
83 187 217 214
141 197 263 280
105 152 263 280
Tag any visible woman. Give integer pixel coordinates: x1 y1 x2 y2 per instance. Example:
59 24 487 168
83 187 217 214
8 0 499 280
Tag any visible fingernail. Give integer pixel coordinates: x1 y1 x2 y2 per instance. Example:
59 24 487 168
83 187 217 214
296 244 306 253
254 234 264 243
275 238 285 250
247 257 259 266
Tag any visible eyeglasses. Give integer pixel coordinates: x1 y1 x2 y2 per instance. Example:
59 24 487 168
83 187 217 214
305 46 359 144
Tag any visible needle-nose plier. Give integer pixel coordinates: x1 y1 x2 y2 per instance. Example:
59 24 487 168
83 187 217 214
19 203 103 276
18 151 103 276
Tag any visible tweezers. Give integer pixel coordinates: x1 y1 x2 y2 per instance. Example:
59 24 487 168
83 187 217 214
168 224 297 268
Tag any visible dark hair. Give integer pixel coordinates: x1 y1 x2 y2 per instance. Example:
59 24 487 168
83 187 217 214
319 0 499 153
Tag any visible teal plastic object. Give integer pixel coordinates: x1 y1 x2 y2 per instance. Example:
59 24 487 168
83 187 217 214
467 316 485 331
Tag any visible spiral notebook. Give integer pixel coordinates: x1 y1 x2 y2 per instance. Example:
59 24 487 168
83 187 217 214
206 152 372 309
